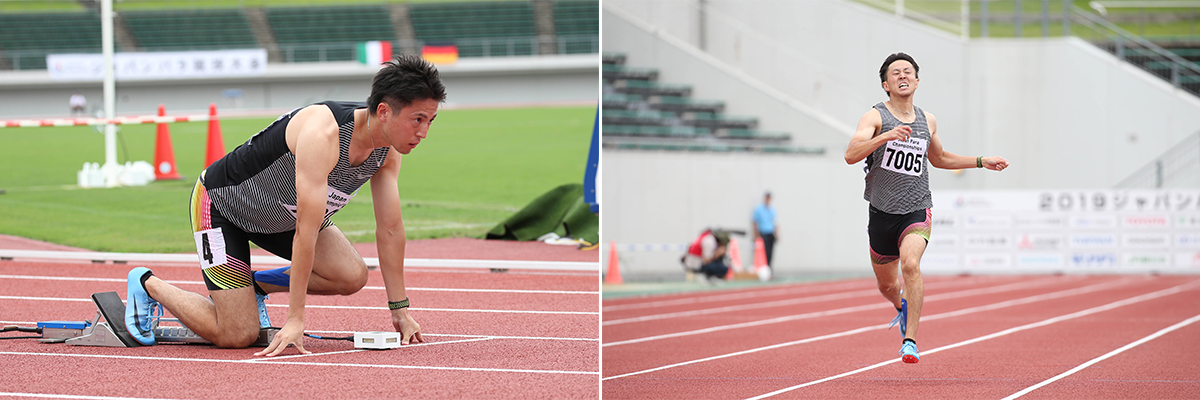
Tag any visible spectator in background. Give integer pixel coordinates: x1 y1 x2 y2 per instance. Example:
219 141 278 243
681 229 730 283
752 191 778 273
69 92 87 116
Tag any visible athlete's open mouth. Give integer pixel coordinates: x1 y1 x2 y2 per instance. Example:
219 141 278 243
898 82 909 89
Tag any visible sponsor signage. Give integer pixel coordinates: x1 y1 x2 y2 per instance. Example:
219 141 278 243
929 190 1200 273
48 49 268 81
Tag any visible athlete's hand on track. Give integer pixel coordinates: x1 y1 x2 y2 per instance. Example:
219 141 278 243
983 156 1010 172
392 308 423 345
255 318 310 357
882 125 912 142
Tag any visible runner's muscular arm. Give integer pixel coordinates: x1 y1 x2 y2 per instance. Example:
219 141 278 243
370 148 422 345
845 108 911 165
257 104 339 357
925 112 1010 171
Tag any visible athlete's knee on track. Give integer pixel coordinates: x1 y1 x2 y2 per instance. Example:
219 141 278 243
333 260 368 295
211 326 260 348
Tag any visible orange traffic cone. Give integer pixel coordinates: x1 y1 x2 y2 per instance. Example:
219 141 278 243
204 103 225 168
604 241 623 284
725 237 743 280
152 104 182 180
753 237 769 273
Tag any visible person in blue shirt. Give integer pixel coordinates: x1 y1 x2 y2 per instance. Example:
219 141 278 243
751 191 778 274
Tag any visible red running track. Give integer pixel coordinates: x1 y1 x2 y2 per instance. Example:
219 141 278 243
0 238 599 399
602 274 1200 399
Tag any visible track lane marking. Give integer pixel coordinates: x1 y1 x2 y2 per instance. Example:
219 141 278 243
743 279 1200 399
602 276 1016 312
0 351 597 375
603 278 1136 380
1002 312 1200 399
603 276 1119 347
0 295 595 315
0 274 597 294
604 276 1070 326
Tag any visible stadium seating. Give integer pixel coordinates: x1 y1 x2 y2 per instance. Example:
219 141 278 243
0 1 598 69
124 10 257 51
603 52 821 154
0 12 101 70
267 5 394 62
410 1 538 57
553 0 598 54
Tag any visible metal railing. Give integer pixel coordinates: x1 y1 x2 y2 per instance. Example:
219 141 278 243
1067 4 1200 96
1115 130 1200 188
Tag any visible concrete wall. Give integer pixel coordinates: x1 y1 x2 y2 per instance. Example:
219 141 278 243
0 54 598 119
602 0 1200 279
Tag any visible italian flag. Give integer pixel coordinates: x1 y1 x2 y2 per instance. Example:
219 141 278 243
357 41 392 65
422 44 459 65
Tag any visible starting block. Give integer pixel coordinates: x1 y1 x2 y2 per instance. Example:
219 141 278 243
59 291 275 347
353 331 404 349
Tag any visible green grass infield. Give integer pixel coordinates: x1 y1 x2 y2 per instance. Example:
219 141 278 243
0 105 595 253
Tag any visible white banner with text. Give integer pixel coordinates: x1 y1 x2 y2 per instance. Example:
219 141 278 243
47 49 267 81
923 190 1200 274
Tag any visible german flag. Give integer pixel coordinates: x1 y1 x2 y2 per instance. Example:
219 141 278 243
422 44 459 65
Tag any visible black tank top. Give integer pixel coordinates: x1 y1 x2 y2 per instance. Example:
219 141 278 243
202 101 389 234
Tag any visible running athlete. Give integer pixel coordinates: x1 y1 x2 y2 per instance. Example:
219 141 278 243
843 52 1009 363
123 54 446 356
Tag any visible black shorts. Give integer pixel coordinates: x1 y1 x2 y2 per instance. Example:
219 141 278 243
867 205 931 265
189 174 330 291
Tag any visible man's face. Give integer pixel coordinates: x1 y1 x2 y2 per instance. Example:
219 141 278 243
764 195 771 205
379 98 440 154
883 60 918 97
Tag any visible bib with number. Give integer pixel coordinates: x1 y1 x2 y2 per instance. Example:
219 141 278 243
880 136 928 177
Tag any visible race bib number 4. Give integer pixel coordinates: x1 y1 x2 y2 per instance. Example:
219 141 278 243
194 228 227 269
881 136 928 176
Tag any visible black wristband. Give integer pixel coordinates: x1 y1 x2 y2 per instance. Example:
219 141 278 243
388 297 410 310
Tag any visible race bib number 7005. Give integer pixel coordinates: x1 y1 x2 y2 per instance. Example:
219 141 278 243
881 136 928 176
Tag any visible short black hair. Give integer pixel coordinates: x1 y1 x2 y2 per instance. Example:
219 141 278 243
368 54 447 115
878 52 919 94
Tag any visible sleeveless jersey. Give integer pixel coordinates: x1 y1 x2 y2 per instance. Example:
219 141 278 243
863 102 933 214
202 101 389 234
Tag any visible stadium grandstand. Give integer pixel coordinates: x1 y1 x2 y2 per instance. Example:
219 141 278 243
602 52 821 154
0 0 598 69
0 0 597 119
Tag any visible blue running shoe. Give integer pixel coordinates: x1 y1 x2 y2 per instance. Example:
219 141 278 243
900 340 920 363
125 267 158 345
256 293 271 328
888 298 908 338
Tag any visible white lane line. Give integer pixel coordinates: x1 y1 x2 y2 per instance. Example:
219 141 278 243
291 304 597 315
604 276 1068 326
0 351 597 375
0 274 597 294
743 280 1200 399
603 276 1117 347
1002 312 1200 399
602 275 1015 312
602 278 1133 380
306 330 597 341
0 392 184 400
246 337 496 361
0 324 595 342
0 295 595 315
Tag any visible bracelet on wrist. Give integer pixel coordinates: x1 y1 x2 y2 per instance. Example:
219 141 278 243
388 297 410 310
976 156 983 168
